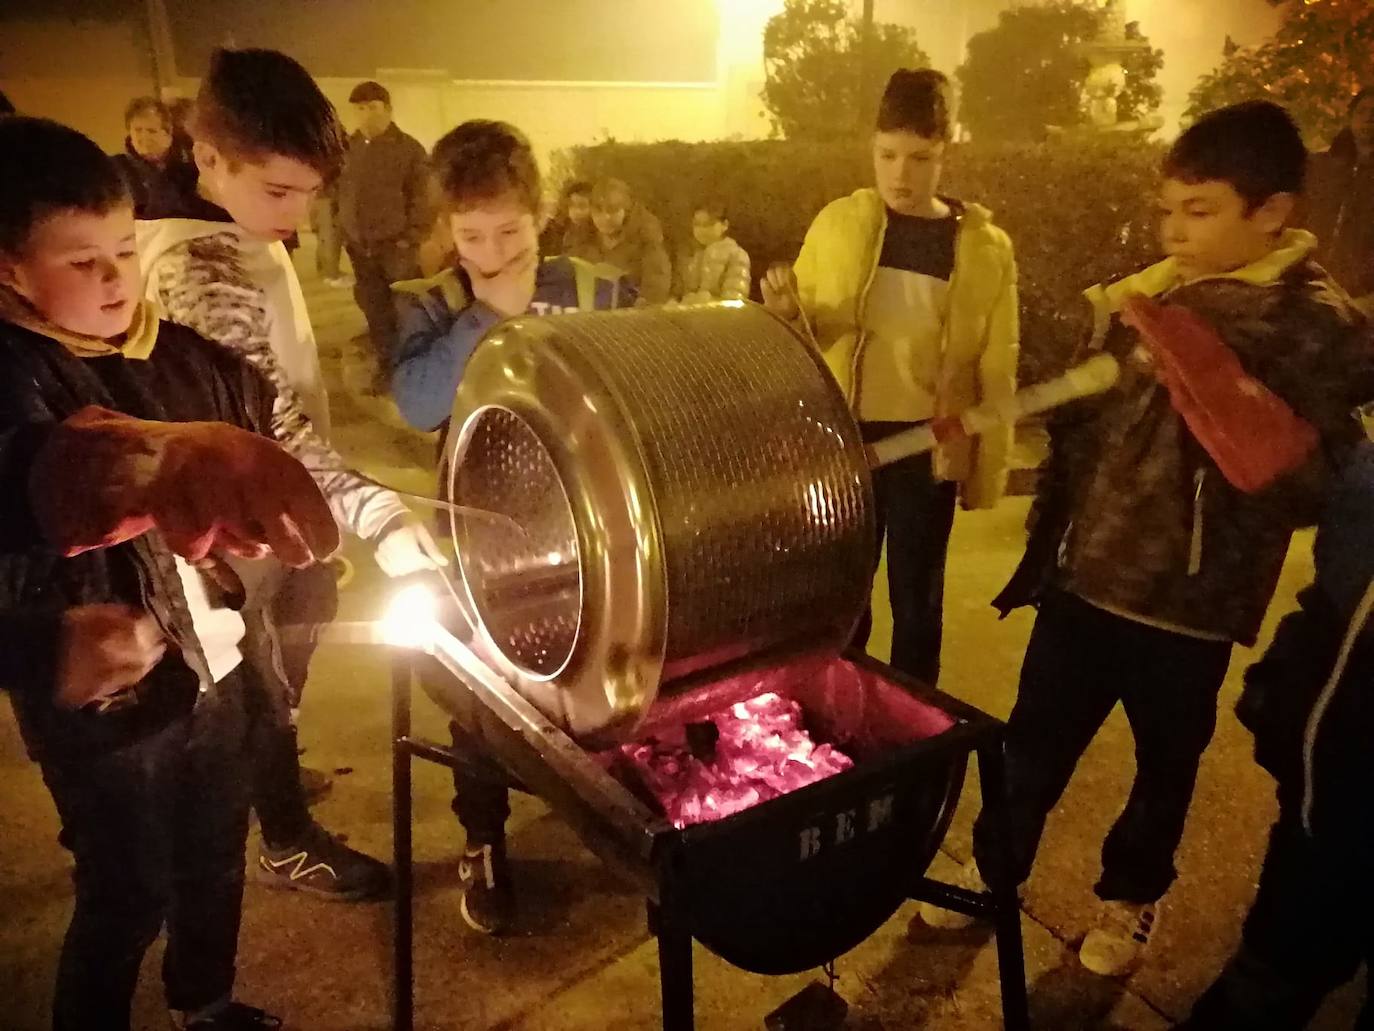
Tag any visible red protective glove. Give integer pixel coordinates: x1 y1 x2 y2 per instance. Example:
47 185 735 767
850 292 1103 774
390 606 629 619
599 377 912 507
29 406 340 566
1122 295 1319 493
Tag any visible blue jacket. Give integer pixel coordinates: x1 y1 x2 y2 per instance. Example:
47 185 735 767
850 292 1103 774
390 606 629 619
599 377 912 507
390 256 634 432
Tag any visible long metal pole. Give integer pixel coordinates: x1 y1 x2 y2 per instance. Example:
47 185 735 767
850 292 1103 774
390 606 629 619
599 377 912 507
391 653 415 1031
143 0 178 94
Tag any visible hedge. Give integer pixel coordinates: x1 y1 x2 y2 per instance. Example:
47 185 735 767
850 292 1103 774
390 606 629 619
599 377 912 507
558 137 1164 380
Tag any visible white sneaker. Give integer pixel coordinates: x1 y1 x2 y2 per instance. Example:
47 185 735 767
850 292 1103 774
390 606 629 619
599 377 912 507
1079 900 1159 976
919 857 989 930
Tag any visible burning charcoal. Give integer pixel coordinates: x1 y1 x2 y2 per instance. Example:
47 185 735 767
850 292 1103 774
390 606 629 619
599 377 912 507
685 720 720 760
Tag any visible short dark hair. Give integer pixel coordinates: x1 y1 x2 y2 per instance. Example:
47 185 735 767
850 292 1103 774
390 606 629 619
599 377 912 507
431 120 541 214
695 199 728 222
348 80 391 107
1164 100 1306 210
876 68 951 140
562 179 592 201
0 117 130 255
591 177 631 209
124 95 170 130
191 48 347 178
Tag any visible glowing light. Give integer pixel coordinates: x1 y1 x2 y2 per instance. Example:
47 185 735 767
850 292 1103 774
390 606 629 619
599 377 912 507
381 584 439 651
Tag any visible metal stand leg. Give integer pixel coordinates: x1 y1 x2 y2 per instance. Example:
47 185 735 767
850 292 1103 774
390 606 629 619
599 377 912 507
650 898 695 1031
977 742 1030 1031
392 652 415 1031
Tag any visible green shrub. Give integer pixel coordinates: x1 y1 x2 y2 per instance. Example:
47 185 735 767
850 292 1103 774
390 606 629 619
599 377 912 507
560 136 1163 379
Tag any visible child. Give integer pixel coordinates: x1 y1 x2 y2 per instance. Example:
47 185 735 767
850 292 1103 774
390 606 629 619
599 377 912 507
0 114 330 1031
137 48 444 902
761 67 1019 686
928 101 1374 977
390 119 634 935
538 178 592 257
566 176 671 304
677 200 751 303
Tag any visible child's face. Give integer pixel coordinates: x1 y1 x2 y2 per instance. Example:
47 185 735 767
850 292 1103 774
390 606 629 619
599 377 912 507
692 211 727 247
872 131 945 216
195 143 322 243
1158 177 1292 281
448 191 538 277
1 204 140 338
566 192 591 225
591 193 628 240
128 111 172 163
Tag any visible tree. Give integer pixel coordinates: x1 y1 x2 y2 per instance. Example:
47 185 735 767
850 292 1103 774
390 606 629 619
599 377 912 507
761 0 930 140
1185 0 1374 147
956 1 1163 143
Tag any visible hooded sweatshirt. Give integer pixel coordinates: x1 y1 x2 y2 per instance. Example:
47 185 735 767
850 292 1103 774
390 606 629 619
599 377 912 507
137 201 408 542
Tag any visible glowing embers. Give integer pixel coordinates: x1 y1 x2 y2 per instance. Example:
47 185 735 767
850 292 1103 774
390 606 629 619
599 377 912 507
616 692 854 829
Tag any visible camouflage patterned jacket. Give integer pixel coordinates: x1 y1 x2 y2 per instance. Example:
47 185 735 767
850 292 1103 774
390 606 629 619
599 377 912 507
1016 232 1374 645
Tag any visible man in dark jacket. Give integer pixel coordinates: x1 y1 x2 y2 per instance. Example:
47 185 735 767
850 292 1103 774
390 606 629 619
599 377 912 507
336 80 431 390
110 96 195 219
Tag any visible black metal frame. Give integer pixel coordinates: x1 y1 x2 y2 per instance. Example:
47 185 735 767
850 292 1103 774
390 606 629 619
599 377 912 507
389 651 1029 1031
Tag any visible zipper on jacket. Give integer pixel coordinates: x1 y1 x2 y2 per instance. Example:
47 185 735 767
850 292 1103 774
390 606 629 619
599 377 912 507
1188 467 1205 576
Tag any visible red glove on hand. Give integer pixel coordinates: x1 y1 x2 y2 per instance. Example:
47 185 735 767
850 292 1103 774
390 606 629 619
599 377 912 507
1122 295 1318 493
29 406 340 566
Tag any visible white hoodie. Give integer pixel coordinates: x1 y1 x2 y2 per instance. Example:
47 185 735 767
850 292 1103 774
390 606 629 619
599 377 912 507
137 216 408 541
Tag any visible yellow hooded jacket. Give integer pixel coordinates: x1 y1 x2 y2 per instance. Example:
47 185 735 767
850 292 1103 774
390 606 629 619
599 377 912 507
793 188 1019 509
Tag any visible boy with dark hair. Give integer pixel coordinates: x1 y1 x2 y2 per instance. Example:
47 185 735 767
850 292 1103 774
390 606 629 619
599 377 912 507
926 101 1374 977
138 48 445 902
677 199 751 303
539 178 593 256
568 176 672 304
336 79 431 389
0 115 338 1031
111 96 195 218
762 66 1019 685
391 119 633 934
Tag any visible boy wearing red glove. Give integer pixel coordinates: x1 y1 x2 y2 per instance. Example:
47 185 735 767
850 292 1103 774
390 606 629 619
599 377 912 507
923 102 1374 977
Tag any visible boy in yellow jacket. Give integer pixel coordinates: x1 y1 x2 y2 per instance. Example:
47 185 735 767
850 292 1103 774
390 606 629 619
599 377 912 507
762 67 1019 685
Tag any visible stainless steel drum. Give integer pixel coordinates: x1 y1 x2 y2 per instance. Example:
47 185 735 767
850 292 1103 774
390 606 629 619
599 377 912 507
445 303 876 744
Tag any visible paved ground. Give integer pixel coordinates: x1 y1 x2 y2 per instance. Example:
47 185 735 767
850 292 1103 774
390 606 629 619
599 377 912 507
1 240 1366 1029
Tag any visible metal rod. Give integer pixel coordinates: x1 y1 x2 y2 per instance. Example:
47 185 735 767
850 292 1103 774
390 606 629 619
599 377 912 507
391 652 415 1031
976 741 1030 1031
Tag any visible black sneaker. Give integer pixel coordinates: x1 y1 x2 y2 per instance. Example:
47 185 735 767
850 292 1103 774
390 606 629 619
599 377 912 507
255 824 391 901
458 841 514 935
171 1001 282 1029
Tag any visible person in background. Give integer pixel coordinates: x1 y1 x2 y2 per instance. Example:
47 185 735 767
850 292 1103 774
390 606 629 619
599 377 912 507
309 180 348 288
335 80 431 391
1307 86 1374 312
568 176 671 304
761 67 1019 687
538 178 592 257
111 96 194 219
677 199 751 303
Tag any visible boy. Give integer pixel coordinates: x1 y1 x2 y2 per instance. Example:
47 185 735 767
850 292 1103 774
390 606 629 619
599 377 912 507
539 178 592 257
138 48 444 902
391 119 633 934
928 101 1374 977
566 176 671 305
677 199 751 303
1180 438 1374 1028
761 67 1019 686
336 80 431 388
0 115 336 1030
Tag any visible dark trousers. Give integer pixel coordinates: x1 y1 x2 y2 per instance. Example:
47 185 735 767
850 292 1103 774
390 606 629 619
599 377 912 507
346 239 418 378
972 590 1232 902
248 562 339 848
40 673 253 1029
1184 814 1374 1029
851 422 958 685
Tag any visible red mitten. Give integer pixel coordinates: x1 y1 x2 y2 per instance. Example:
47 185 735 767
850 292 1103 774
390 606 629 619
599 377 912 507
1121 295 1318 493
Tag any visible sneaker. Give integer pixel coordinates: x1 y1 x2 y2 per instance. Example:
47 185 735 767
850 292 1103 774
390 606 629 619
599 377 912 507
458 841 514 935
1079 900 1160 976
171 1001 282 1029
324 275 353 289
919 857 989 930
255 823 391 901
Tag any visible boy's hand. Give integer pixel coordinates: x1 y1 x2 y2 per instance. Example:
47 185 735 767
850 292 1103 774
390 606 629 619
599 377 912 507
374 513 449 578
461 249 539 319
761 263 800 321
31 406 340 568
55 604 167 710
